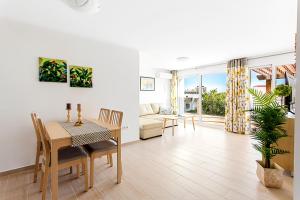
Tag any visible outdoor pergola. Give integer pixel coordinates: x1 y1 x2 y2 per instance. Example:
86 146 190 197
252 64 296 92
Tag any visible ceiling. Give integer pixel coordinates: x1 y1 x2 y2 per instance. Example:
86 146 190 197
0 0 297 70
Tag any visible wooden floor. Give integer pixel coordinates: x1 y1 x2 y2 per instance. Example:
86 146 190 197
0 123 293 200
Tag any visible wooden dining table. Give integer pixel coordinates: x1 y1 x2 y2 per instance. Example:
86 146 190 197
45 119 122 200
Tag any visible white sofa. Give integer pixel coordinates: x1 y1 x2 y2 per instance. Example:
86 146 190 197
139 103 177 139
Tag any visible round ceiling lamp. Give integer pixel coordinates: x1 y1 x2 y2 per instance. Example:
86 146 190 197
176 57 190 62
68 0 102 14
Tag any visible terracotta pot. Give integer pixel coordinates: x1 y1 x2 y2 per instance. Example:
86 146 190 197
256 160 284 188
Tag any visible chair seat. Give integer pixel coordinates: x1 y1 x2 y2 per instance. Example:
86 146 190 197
84 140 117 154
58 146 88 164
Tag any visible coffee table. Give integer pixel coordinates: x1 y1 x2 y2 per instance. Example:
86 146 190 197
162 114 197 136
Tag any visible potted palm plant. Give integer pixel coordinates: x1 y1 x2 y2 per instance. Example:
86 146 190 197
248 88 289 188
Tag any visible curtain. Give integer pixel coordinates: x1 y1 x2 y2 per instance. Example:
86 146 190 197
225 58 250 134
170 70 178 114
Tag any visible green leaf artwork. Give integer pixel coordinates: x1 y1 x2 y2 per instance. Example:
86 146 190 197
39 57 67 83
69 66 93 88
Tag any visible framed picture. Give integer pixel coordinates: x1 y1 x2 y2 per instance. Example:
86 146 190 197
39 57 67 83
140 76 155 91
69 66 93 88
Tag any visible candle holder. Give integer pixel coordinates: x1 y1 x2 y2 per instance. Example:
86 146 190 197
75 104 84 126
66 109 72 123
66 103 72 123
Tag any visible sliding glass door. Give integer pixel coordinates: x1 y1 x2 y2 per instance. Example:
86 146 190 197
201 73 226 126
183 75 200 114
180 72 226 127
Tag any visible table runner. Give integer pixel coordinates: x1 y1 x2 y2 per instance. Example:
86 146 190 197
59 120 112 146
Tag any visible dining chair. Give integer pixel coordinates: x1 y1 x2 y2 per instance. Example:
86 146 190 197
36 117 89 200
98 108 113 165
30 113 43 183
84 110 123 188
98 108 110 122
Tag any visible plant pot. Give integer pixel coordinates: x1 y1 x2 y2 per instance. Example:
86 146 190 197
256 160 284 188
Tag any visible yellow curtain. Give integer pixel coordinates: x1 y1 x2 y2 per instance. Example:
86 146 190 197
170 70 178 114
225 58 250 134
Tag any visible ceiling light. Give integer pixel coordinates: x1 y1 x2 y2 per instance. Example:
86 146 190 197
176 57 189 62
68 0 102 14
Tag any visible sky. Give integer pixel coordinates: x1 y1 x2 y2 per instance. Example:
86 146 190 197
184 73 227 92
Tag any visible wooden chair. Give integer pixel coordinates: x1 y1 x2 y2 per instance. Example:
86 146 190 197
84 110 123 188
98 108 113 165
35 117 89 200
98 108 110 122
30 113 43 183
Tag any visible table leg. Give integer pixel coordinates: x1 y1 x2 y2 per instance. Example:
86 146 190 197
184 118 186 128
51 142 59 200
117 130 122 184
172 119 174 136
192 117 195 131
162 119 167 133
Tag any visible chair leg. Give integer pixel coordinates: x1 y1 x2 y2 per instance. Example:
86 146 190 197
90 156 95 188
117 152 122 184
76 164 80 178
82 162 85 175
83 159 89 192
109 153 113 167
33 143 41 183
39 170 44 192
42 167 49 200
106 154 110 164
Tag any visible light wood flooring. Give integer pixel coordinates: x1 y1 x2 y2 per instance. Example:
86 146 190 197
0 123 293 200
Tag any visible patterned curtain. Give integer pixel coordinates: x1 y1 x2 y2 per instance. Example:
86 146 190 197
225 58 250 134
170 70 178 114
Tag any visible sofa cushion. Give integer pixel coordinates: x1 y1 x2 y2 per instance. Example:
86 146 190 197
159 107 173 115
151 103 160 114
140 104 154 116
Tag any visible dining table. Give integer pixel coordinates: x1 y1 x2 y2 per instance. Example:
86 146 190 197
45 119 122 200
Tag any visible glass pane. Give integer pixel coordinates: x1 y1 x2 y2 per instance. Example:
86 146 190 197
250 66 273 94
201 73 226 125
184 75 200 114
275 64 296 114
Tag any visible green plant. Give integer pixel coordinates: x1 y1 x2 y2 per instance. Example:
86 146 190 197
70 66 93 88
274 84 292 97
274 84 292 105
202 89 225 116
39 58 67 82
248 88 289 168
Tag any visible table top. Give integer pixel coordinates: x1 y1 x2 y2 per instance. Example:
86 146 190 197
45 119 120 141
160 114 199 120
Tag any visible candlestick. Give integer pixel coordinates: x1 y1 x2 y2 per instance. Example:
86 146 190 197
75 104 83 126
77 104 81 112
66 109 72 122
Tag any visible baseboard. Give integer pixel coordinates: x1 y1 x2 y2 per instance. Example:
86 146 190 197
0 164 35 177
140 134 162 140
1 141 139 176
122 139 141 146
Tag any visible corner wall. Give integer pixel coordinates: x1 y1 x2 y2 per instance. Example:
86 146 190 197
0 19 140 172
294 0 300 198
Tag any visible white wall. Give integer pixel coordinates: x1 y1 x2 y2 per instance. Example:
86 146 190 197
139 67 170 107
294 0 300 198
178 52 295 78
248 52 295 67
0 19 140 172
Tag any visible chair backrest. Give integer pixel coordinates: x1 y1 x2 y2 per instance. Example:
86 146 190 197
98 108 111 123
31 113 41 142
36 118 51 163
109 110 123 128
